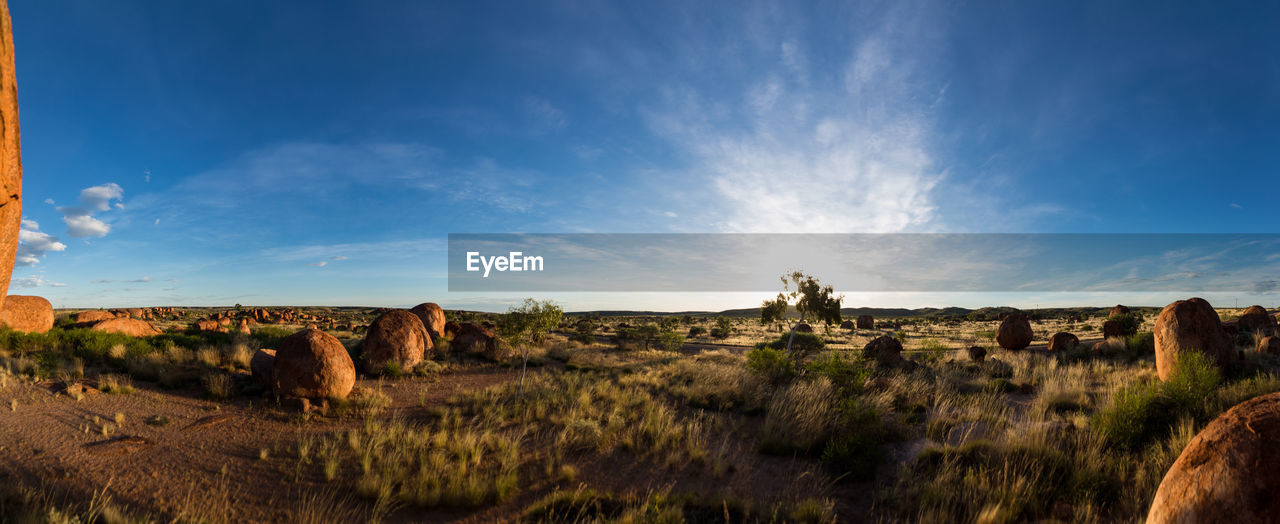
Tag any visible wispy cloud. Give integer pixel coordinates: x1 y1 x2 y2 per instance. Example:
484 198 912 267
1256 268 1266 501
11 275 66 288
639 4 949 233
307 261 328 267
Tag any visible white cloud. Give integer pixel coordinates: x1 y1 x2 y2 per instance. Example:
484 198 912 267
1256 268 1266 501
16 219 68 266
43 198 54 205
79 183 124 212
55 183 124 238
1229 203 1243 209
63 214 111 238
308 261 328 267
329 255 349 261
640 7 948 233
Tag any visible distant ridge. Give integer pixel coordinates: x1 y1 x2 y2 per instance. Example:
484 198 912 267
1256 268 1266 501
566 305 1164 319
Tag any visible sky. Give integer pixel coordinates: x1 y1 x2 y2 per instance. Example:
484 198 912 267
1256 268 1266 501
6 1 1280 312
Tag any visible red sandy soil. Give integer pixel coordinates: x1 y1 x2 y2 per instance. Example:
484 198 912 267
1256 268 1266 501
0 361 863 522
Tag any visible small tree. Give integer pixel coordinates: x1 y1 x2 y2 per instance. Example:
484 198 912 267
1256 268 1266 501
760 270 843 355
497 298 563 395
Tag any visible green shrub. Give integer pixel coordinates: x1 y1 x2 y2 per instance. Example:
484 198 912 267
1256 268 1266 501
745 346 795 384
757 332 825 356
687 326 707 337
1093 351 1222 450
658 331 686 352
1109 313 1143 337
1162 350 1222 408
1124 332 1155 358
820 397 885 481
805 352 870 394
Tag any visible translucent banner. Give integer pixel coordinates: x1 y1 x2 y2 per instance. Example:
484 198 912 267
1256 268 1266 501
447 233 1280 293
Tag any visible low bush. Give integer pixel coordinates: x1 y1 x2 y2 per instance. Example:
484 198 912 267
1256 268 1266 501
745 346 794 384
1093 351 1221 450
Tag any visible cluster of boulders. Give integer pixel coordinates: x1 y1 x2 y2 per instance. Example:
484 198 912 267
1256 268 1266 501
243 302 504 410
70 309 163 336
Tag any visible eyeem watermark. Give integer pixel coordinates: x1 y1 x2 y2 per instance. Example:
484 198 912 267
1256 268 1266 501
466 251 544 278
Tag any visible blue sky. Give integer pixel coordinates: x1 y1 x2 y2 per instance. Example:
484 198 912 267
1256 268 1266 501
7 1 1280 311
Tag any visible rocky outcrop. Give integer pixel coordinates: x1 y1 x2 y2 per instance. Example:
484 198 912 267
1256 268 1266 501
90 318 162 337
0 2 22 310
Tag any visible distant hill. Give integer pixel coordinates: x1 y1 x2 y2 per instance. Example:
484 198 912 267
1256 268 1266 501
566 304 1164 320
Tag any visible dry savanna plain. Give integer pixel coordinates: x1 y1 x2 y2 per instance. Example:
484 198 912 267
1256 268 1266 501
1 300 1279 523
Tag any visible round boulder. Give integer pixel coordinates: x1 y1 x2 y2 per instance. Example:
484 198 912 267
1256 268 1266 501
1258 336 1280 356
90 318 161 337
1154 298 1236 381
1102 319 1128 339
839 320 854 330
996 314 1033 350
409 302 447 339
862 335 903 365
793 323 814 333
1046 332 1079 352
0 295 52 333
1147 392 1280 524
250 349 276 384
452 322 505 360
967 346 987 362
856 315 875 329
361 309 430 374
1109 305 1130 317
272 329 355 399
1237 305 1276 336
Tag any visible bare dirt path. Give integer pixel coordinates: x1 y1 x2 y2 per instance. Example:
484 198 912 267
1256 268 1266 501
0 365 521 522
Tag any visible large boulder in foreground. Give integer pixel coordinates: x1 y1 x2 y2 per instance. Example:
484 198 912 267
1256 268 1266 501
272 329 355 399
409 302 447 339
361 309 430 373
1147 392 1280 524
0 3 23 311
0 295 51 333
996 313 1033 350
452 323 506 360
1154 298 1236 381
90 318 161 337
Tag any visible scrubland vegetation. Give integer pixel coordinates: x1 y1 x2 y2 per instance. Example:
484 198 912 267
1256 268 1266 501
2 304 1279 522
